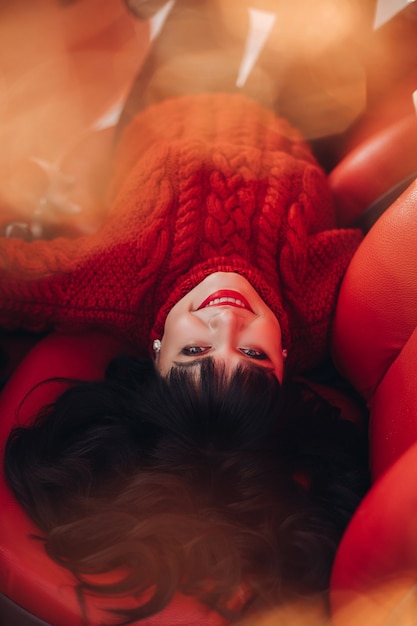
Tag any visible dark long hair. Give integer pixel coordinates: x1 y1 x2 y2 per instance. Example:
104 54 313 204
4 358 369 624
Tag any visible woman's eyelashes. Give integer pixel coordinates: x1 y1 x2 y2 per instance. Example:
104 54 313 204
181 346 211 356
180 346 269 360
239 348 268 360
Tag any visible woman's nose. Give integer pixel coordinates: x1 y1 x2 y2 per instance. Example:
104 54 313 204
208 307 244 333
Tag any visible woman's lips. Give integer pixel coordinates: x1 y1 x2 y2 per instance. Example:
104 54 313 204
197 290 253 312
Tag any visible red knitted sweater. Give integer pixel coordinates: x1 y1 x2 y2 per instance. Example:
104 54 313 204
0 94 362 373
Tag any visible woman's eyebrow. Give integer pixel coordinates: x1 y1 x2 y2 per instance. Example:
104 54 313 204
172 357 275 375
172 357 213 369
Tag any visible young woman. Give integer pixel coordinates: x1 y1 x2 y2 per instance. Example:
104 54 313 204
0 90 368 620
1 3 368 623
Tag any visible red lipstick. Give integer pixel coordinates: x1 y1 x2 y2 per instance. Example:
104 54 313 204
197 290 253 312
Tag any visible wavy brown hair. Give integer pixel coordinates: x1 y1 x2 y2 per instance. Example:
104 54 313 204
4 358 369 624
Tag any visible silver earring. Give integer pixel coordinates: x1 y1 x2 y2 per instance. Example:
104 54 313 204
153 339 161 353
282 349 288 359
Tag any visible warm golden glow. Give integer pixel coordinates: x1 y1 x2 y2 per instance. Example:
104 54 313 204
331 577 417 626
0 0 410 235
216 0 364 56
235 595 329 625
214 0 367 138
0 0 148 239
235 578 417 626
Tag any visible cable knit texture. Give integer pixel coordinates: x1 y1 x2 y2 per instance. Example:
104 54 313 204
0 94 362 373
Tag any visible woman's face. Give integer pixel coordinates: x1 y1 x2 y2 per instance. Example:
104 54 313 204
156 273 285 382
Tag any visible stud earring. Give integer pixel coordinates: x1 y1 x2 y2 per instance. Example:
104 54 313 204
282 349 288 359
153 339 161 352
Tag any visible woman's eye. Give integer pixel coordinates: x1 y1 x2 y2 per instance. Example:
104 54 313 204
240 348 268 360
181 346 211 356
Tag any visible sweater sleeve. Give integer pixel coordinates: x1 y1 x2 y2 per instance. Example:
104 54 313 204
0 235 93 332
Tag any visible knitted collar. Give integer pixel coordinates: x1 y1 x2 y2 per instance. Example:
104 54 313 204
150 255 290 356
